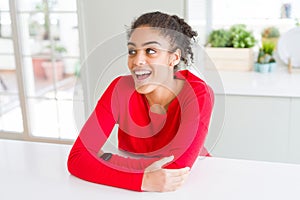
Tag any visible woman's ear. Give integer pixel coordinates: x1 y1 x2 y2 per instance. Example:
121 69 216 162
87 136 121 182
169 48 181 67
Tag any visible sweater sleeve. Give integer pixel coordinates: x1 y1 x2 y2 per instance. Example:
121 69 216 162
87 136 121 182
67 77 144 191
163 82 214 169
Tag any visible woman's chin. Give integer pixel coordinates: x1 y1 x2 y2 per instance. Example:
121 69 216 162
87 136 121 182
135 84 156 94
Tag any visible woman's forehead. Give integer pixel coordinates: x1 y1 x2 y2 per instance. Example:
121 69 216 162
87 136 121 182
128 27 171 48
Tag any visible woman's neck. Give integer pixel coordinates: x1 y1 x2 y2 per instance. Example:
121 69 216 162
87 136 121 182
145 78 185 113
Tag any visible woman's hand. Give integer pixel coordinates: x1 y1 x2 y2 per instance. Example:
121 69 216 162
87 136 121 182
141 156 190 192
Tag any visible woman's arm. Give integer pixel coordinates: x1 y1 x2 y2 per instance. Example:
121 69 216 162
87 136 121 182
68 76 213 192
67 76 189 191
68 135 144 190
141 156 190 192
163 82 214 169
141 82 214 192
102 80 214 192
68 113 190 192
68 77 144 191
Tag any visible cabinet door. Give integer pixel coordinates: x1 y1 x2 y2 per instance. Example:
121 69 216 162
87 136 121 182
208 95 290 163
288 98 300 164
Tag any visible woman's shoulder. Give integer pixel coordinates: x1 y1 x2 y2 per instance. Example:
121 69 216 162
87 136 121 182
98 74 135 104
102 75 136 100
177 70 211 91
108 74 134 89
177 70 214 104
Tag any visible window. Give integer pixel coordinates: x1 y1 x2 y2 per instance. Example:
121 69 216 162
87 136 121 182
0 0 82 143
188 0 300 44
0 0 23 133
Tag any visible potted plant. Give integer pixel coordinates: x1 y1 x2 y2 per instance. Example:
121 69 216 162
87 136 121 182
254 41 276 73
205 24 256 71
207 29 231 47
228 24 256 48
41 43 68 81
295 18 300 27
261 26 280 47
31 40 67 80
29 0 67 81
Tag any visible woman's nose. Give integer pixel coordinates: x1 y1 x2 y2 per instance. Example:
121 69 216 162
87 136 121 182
133 51 146 66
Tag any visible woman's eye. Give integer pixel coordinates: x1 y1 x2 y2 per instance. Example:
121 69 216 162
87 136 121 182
128 49 136 55
146 48 156 55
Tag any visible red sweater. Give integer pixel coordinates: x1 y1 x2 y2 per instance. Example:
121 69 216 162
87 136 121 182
67 70 214 191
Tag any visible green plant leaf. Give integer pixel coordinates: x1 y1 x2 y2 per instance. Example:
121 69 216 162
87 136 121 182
207 24 256 48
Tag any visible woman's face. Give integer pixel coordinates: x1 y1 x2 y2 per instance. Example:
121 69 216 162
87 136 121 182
127 26 180 94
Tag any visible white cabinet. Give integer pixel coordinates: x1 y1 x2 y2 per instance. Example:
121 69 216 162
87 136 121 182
288 98 300 164
206 95 293 163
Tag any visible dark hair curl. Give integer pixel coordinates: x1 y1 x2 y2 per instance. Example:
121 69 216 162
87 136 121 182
128 11 198 69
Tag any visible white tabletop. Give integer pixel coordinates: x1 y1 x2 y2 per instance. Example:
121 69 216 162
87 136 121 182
1 139 300 200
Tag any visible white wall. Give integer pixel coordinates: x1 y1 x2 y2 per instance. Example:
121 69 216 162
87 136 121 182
77 0 187 114
79 0 186 53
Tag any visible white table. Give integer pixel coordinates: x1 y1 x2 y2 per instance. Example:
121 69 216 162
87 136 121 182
1 139 300 200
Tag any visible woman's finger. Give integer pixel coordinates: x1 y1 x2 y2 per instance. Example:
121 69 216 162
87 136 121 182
164 167 190 177
145 156 174 172
169 172 189 183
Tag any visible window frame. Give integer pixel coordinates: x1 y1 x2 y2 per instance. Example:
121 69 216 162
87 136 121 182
0 0 84 144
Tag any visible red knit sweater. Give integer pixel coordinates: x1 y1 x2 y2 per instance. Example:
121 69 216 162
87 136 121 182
67 70 214 191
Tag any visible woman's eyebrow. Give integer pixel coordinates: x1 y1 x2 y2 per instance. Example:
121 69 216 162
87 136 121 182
142 41 161 46
127 41 161 47
127 42 136 46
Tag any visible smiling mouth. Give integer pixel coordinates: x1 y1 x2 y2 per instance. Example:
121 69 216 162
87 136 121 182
134 70 152 81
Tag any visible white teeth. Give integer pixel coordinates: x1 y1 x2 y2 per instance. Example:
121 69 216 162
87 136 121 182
134 70 151 75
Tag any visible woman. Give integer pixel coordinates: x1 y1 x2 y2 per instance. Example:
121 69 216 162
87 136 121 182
67 11 214 192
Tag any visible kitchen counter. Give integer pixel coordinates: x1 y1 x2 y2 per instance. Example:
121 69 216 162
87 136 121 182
203 67 300 98
201 67 300 164
1 139 300 200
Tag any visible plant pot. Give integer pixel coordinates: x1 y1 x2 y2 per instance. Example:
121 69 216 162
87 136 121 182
254 62 259 72
32 57 47 79
205 47 254 71
41 61 64 81
255 63 270 73
269 62 277 72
